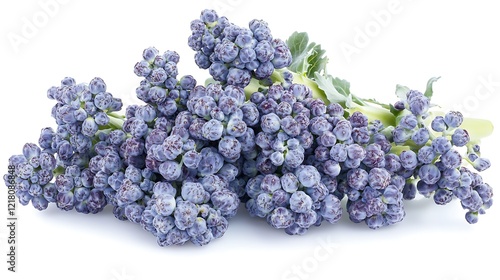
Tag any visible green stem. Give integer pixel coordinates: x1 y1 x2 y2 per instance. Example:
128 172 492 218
463 156 474 166
270 69 286 84
244 69 289 99
53 166 65 176
244 78 262 100
108 115 125 129
389 145 411 154
108 112 126 119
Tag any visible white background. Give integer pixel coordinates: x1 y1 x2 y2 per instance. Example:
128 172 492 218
1 1 499 280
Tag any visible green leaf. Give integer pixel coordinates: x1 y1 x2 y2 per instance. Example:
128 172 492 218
424 76 441 100
395 84 410 100
331 77 350 97
389 103 400 115
364 98 392 110
287 32 313 74
306 44 328 77
345 92 354 109
313 73 347 105
286 32 328 78
331 77 369 106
